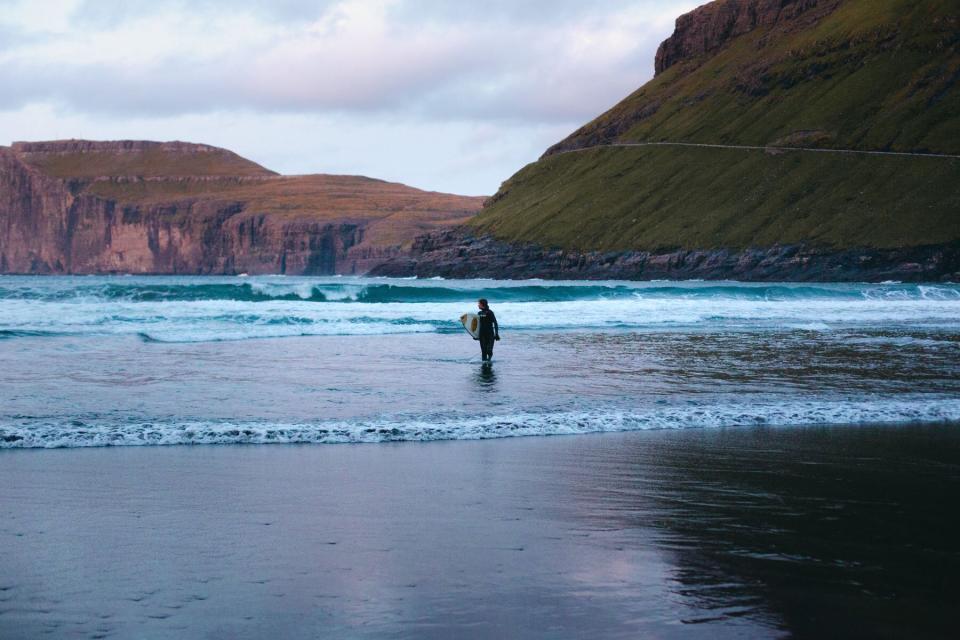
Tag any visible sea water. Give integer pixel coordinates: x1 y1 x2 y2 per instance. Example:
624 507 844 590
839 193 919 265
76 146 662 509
1 275 958 448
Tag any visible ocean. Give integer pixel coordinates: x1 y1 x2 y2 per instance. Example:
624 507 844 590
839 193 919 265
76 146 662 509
1 275 958 448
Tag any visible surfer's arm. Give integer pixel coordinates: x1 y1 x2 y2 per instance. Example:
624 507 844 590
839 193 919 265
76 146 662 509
492 312 500 339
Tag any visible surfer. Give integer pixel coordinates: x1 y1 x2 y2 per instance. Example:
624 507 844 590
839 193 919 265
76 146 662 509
477 298 500 361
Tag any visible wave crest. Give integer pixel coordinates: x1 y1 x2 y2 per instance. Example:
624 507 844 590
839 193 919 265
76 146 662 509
3 399 958 449
3 278 960 304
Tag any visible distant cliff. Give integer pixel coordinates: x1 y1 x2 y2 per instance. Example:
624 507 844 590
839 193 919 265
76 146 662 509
0 140 484 275
374 0 960 282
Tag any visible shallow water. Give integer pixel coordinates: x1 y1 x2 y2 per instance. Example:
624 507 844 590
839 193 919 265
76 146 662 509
1 276 958 447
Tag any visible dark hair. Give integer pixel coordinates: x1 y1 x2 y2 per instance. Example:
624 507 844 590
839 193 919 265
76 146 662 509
478 298 489 307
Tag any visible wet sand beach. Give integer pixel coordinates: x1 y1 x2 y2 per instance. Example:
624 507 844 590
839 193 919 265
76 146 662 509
3 423 959 639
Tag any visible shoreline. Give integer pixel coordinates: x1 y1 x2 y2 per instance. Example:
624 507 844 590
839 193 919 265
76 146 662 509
4 400 959 450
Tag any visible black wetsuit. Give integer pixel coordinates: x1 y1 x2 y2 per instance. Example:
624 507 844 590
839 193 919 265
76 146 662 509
477 308 500 361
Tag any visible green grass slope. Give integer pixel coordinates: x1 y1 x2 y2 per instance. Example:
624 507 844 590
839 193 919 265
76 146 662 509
473 145 960 251
471 0 960 252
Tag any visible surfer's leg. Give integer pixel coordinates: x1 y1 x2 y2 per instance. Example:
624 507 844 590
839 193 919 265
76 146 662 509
480 335 493 360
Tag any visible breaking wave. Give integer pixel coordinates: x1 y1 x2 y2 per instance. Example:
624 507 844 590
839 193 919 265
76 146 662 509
2 277 959 304
3 398 959 449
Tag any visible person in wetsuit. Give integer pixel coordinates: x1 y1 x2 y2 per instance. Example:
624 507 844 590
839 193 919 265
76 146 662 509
477 298 500 361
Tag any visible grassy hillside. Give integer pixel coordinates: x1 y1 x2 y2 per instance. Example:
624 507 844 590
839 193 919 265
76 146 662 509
472 0 960 251
474 145 960 251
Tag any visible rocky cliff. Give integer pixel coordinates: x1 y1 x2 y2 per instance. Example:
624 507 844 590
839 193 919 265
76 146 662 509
653 0 836 76
370 229 960 282
0 140 484 274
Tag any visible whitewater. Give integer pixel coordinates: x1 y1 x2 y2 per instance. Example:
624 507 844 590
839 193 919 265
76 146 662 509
1 275 958 448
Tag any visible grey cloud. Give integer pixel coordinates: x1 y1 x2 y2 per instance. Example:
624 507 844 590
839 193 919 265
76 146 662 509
0 45 483 117
69 0 339 27
69 0 681 29
389 0 679 26
0 22 39 52
2 0 681 125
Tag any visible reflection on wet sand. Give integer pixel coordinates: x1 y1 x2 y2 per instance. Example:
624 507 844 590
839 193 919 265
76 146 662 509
565 423 960 638
475 362 497 389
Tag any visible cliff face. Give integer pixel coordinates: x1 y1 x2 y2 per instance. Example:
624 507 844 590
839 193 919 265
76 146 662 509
0 146 72 273
0 140 484 275
654 0 835 76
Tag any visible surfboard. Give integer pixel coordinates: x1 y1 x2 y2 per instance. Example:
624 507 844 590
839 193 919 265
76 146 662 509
460 313 480 339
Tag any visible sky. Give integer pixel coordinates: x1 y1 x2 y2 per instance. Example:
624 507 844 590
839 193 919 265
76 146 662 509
0 0 697 195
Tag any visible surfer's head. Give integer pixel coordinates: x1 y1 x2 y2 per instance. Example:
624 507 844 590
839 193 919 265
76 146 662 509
478 298 489 310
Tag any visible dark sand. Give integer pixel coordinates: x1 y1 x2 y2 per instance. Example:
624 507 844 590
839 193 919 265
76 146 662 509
2 424 959 639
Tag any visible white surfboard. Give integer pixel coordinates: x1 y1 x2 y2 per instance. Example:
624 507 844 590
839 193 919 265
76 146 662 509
460 313 480 339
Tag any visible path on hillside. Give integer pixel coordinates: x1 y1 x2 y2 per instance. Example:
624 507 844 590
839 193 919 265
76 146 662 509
553 141 960 160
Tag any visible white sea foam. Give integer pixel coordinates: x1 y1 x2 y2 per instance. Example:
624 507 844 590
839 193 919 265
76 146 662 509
2 295 960 343
785 322 832 331
3 398 958 449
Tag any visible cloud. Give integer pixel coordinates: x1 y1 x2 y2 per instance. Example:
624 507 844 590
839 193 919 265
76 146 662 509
69 0 340 27
0 0 693 121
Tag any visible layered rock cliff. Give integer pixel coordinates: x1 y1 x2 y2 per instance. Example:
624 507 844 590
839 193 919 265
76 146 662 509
653 0 836 76
0 140 484 275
